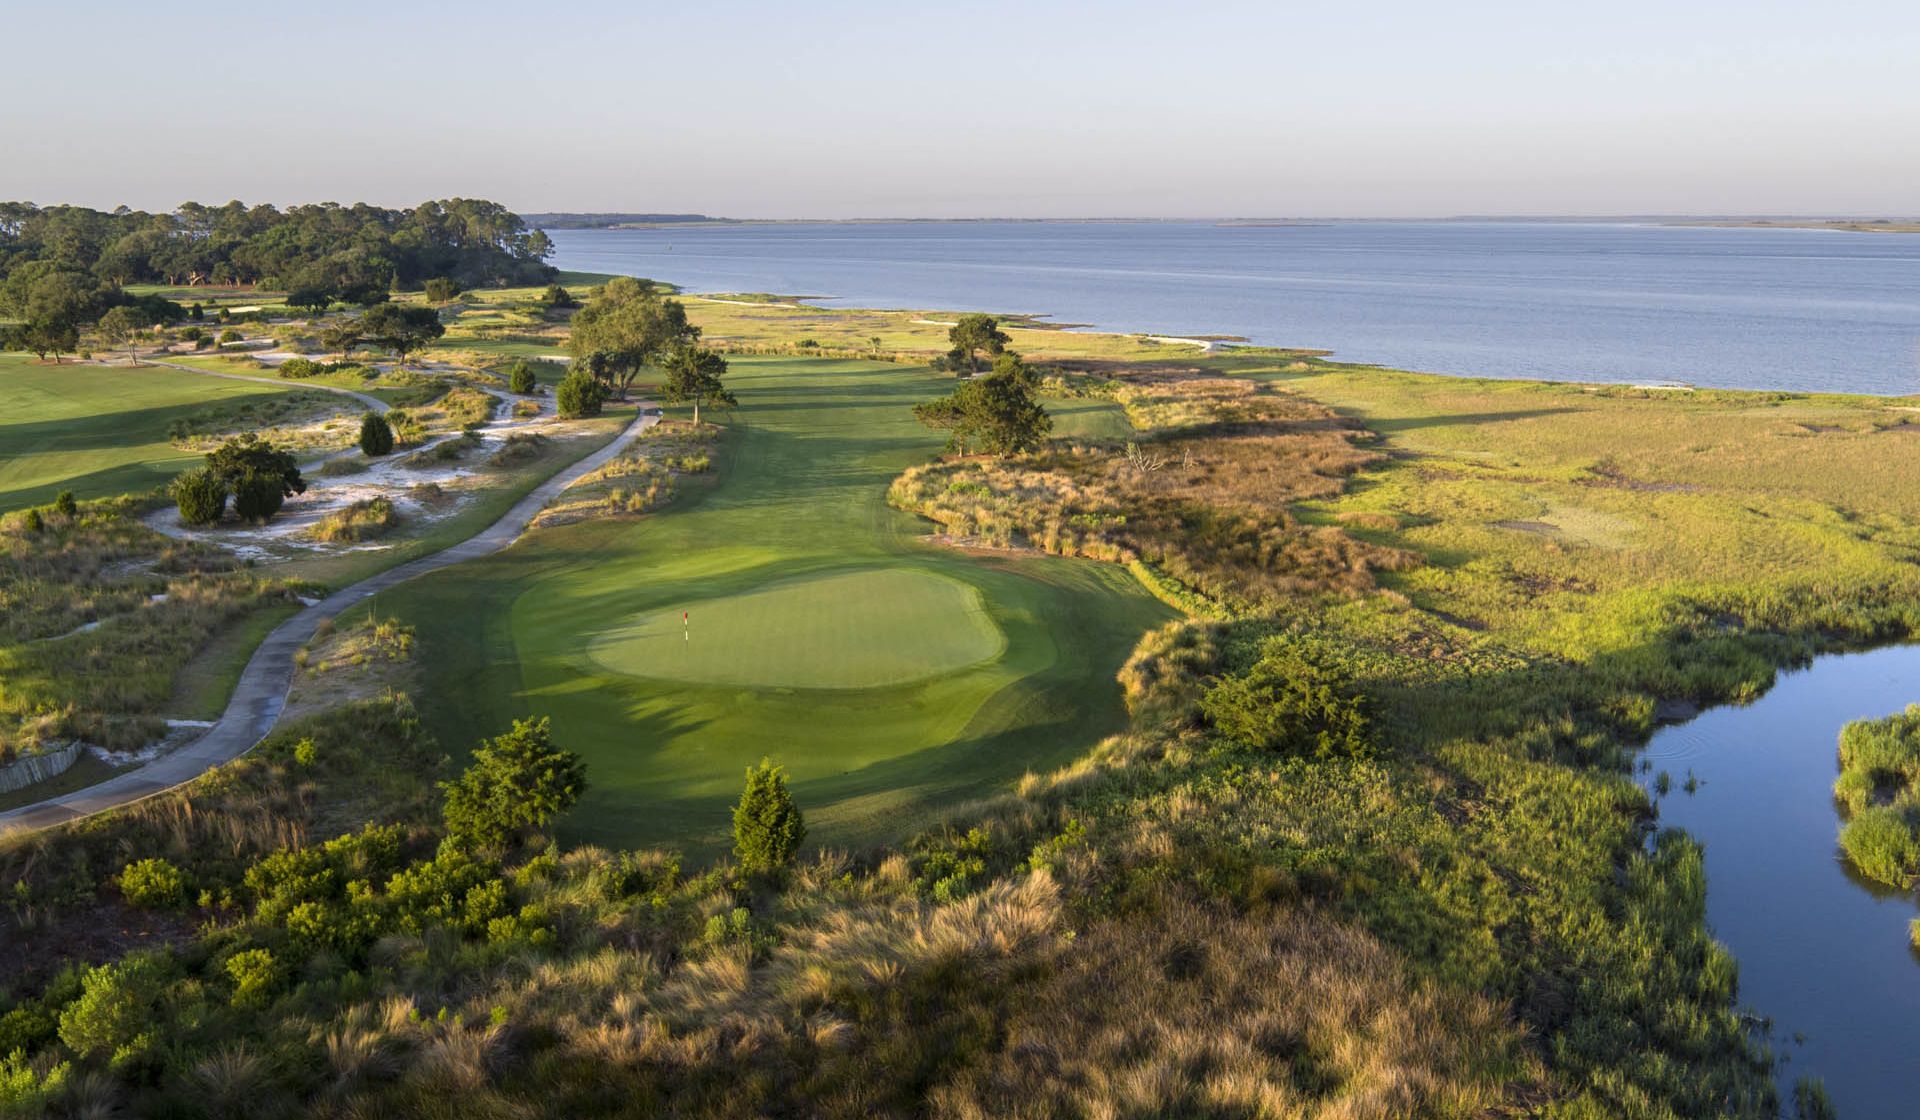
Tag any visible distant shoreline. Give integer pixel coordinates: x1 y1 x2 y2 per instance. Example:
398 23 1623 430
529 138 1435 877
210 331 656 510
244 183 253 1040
531 214 1920 232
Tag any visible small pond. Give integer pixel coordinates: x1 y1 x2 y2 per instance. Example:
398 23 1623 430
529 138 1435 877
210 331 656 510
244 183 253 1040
1638 644 1920 1117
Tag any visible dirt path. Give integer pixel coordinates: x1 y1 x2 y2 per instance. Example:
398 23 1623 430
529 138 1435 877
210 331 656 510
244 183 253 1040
0 405 657 839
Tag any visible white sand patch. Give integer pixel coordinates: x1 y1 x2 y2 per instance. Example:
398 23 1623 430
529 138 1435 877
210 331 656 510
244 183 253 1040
143 378 571 563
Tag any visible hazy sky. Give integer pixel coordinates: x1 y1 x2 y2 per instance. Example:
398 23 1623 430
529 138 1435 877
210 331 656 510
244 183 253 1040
4 0 1916 218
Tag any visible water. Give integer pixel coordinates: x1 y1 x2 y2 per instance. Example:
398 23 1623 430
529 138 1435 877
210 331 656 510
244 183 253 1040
546 221 1920 396
1639 645 1920 1117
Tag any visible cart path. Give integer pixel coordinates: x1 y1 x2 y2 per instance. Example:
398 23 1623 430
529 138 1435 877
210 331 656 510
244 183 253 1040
0 404 656 839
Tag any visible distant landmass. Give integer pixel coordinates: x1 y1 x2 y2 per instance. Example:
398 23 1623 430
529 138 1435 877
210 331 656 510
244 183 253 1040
526 213 729 229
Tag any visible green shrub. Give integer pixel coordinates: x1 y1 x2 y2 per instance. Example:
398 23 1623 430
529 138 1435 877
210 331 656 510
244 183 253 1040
56 956 165 1059
441 717 588 851
117 857 189 910
358 412 395 457
508 360 537 394
20 509 43 534
0 1005 56 1057
0 1049 69 1115
52 490 76 518
223 948 279 1007
171 466 229 525
231 470 288 522
1199 652 1373 759
423 277 462 303
732 758 806 874
555 370 605 419
218 328 242 344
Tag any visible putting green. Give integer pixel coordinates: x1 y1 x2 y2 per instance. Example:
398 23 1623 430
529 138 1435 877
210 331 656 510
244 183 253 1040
378 356 1176 856
589 568 1004 689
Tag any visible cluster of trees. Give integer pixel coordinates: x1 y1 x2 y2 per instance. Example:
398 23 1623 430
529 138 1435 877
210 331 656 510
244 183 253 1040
913 324 1052 461
171 435 307 525
0 268 182 363
562 278 735 422
0 198 554 293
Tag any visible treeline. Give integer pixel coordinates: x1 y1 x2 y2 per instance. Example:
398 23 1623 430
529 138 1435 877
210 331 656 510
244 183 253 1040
0 198 555 296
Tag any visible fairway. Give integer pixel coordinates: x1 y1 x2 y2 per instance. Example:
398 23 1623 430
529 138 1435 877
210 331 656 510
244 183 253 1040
0 356 304 509
378 356 1175 855
590 568 1004 689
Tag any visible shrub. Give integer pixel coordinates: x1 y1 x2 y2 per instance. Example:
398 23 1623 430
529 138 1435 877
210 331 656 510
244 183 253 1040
231 470 288 522
52 490 76 518
21 508 43 534
732 758 806 874
172 466 229 525
118 857 189 909
1199 652 1373 759
423 277 462 303
56 956 165 1059
508 360 537 394
441 717 588 851
223 948 279 1007
539 284 578 310
359 411 395 456
208 434 305 523
555 370 605 419
218 328 242 344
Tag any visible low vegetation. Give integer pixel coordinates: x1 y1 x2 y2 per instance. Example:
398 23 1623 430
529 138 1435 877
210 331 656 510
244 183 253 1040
308 498 399 543
1834 707 1920 886
535 419 716 527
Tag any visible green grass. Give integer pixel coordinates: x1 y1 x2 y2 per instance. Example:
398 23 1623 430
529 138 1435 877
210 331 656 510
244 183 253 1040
377 356 1174 855
589 568 1006 689
1044 395 1134 441
0 355 303 510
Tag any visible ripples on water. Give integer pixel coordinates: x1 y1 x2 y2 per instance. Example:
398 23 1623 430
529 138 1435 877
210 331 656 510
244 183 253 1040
547 221 1920 395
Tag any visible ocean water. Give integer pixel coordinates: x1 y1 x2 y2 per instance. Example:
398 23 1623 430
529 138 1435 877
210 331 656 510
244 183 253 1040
546 220 1920 395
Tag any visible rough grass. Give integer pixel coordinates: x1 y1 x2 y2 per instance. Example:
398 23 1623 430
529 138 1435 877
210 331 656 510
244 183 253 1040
0 500 302 756
308 498 399 543
535 418 714 528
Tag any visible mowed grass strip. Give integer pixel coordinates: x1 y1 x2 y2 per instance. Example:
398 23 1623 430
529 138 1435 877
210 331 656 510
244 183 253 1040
590 568 1004 689
378 356 1175 855
0 356 304 508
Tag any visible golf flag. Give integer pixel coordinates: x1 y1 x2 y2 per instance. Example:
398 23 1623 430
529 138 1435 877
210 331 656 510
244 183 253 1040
684 611 689 642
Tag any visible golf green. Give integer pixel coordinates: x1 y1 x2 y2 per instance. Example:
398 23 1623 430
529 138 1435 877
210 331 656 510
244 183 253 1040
589 568 1005 689
377 356 1176 855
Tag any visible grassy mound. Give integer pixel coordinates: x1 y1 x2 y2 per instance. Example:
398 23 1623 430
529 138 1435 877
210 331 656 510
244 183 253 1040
591 568 1004 690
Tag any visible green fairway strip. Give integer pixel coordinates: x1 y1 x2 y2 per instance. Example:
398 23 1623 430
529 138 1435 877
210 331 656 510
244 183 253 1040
589 568 1004 689
0 357 301 509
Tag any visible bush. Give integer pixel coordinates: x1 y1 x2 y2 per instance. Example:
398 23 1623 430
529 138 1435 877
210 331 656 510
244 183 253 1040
118 857 189 909
1199 652 1373 759
218 328 242 345
539 284 578 310
223 948 279 1007
441 717 588 850
21 508 43 534
555 370 605 419
508 360 537 394
53 490 76 518
423 277 462 303
231 470 289 522
732 758 806 874
359 411 395 456
171 466 229 525
56 956 164 1059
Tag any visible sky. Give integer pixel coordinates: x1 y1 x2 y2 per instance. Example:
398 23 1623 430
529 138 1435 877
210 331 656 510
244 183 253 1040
3 0 1916 219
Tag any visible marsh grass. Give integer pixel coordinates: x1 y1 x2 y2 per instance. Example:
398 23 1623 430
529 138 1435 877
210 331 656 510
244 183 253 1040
308 498 399 543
